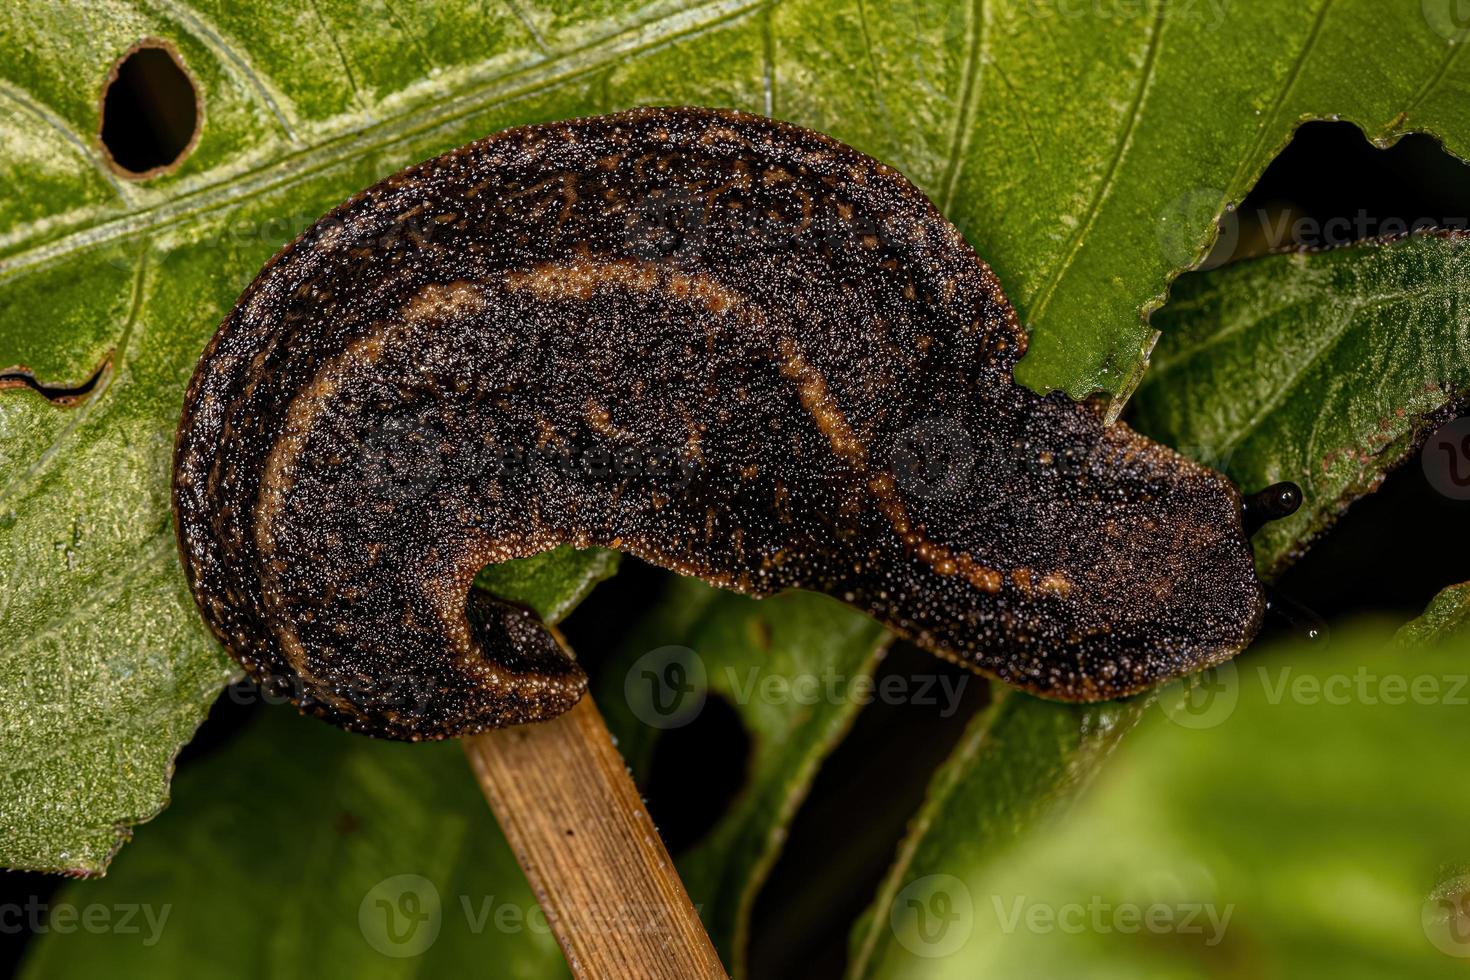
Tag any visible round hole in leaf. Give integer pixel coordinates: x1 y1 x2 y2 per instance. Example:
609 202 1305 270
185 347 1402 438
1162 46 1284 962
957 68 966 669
99 39 200 179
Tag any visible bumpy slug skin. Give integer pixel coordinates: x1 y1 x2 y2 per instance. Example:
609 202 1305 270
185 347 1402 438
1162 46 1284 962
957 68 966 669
173 106 1264 740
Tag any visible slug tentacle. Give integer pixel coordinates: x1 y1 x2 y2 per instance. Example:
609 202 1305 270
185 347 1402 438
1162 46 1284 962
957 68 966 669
173 106 1265 740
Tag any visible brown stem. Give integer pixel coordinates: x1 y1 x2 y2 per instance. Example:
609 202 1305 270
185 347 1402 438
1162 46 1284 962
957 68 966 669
463 696 728 979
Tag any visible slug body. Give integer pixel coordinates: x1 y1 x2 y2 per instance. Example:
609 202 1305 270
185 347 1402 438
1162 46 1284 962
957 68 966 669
174 107 1263 740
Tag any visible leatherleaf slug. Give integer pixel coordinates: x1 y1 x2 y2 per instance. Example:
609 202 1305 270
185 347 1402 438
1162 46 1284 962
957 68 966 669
173 106 1266 740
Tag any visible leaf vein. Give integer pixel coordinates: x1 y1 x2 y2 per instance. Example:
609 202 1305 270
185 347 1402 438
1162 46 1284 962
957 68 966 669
0 0 770 278
304 0 369 112
146 0 302 144
1221 0 1335 211
0 81 131 202
1217 279 1458 456
854 0 889 124
1024 0 1167 324
502 0 552 58
0 239 150 511
939 0 987 216
379 0 440 71
1401 33 1466 121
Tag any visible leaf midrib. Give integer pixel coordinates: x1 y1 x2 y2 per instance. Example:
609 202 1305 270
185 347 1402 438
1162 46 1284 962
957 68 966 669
0 0 771 282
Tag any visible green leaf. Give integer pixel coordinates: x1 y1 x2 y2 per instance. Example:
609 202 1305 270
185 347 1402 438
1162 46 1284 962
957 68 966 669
848 229 1470 978
1395 581 1470 645
789 1 1470 398
9 0 1470 870
851 609 1470 979
599 577 889 976
1132 232 1470 576
846 692 1147 978
4 0 793 873
18 708 567 980
0 545 235 875
475 546 619 625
